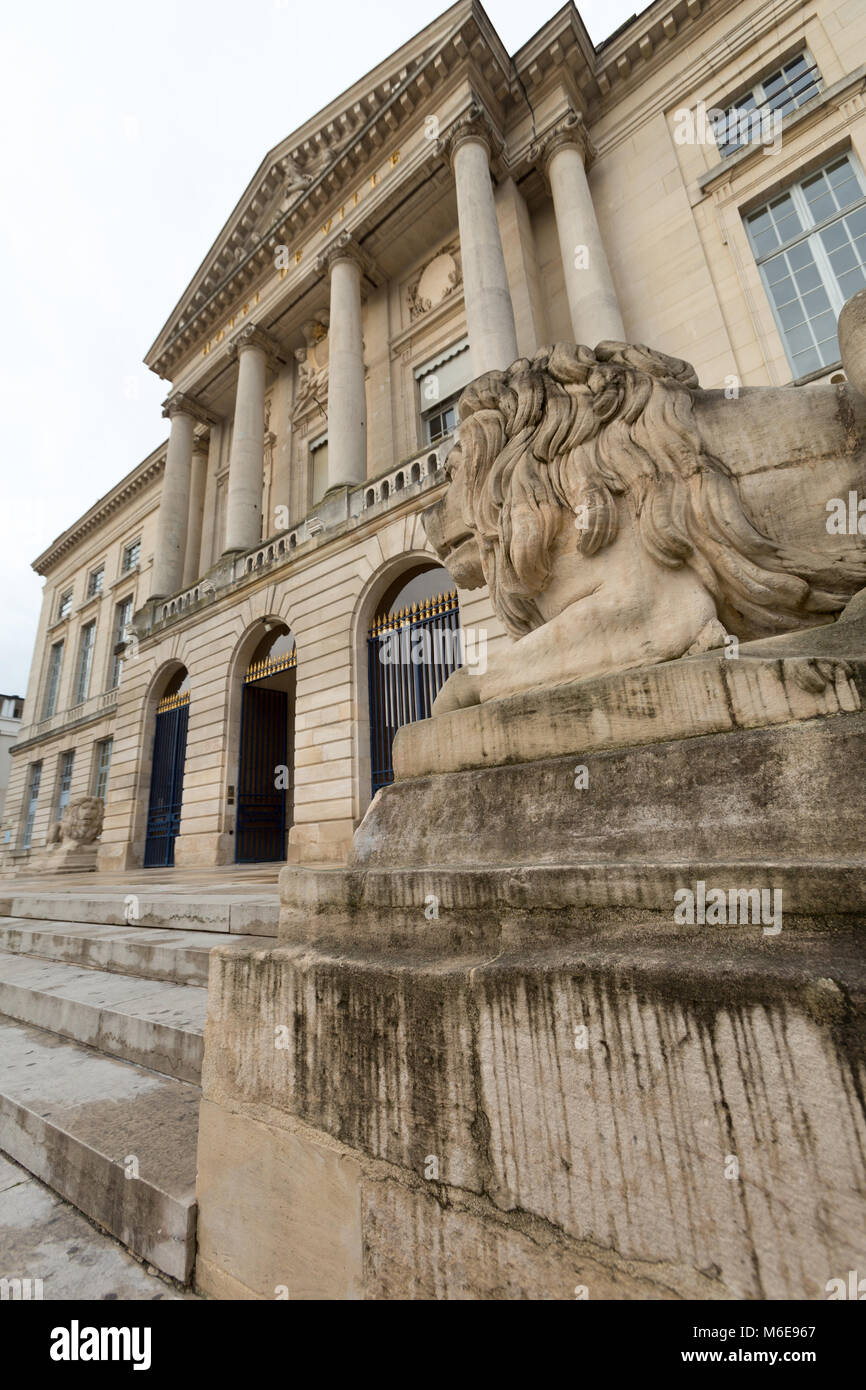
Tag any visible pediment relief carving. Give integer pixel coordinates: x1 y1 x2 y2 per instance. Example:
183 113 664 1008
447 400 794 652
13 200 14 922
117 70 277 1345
407 241 462 322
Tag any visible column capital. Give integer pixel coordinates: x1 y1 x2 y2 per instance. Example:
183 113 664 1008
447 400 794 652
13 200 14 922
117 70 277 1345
314 231 383 286
436 101 506 174
529 108 596 176
227 322 286 366
161 391 218 426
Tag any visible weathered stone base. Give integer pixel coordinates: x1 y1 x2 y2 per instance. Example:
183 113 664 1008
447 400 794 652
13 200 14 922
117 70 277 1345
195 928 866 1299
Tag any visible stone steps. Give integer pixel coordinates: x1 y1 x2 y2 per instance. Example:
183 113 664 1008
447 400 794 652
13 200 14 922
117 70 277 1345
0 890 279 935
0 918 270 987
0 1014 199 1283
0 889 277 1286
0 951 206 1083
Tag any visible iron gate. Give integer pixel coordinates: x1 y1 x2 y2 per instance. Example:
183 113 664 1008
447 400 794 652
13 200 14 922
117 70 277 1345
368 589 461 796
143 691 189 868
236 649 295 863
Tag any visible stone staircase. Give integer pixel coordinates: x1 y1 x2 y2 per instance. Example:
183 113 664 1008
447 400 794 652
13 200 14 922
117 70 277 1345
0 888 277 1284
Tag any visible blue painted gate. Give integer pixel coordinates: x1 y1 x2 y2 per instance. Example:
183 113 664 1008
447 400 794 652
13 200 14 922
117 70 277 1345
143 691 189 868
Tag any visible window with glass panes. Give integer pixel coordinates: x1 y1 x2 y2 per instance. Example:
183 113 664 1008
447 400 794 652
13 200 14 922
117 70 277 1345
42 640 64 719
745 154 866 378
87 566 104 598
110 596 133 689
122 539 141 572
715 53 822 158
22 762 42 849
93 738 113 802
57 590 72 620
75 622 96 704
55 750 75 820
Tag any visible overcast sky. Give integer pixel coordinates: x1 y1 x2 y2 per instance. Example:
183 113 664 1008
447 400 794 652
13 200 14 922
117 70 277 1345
0 0 638 695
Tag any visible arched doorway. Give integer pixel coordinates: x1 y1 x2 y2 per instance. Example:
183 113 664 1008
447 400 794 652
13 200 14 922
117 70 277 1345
367 564 461 796
143 668 190 868
236 624 296 863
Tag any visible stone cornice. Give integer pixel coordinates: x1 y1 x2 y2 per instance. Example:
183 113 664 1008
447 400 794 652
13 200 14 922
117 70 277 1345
227 322 286 365
32 447 166 577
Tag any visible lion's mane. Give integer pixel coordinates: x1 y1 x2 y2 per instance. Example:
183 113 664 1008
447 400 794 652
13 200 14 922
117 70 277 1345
449 341 846 640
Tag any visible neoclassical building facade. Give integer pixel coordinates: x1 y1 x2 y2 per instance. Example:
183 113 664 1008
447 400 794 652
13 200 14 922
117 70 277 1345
4 0 866 874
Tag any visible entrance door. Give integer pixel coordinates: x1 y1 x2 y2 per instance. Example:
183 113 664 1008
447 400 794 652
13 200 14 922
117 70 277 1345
236 684 288 862
143 691 189 868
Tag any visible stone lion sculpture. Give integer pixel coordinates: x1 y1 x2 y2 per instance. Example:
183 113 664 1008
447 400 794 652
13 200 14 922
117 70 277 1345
424 328 866 710
56 796 104 845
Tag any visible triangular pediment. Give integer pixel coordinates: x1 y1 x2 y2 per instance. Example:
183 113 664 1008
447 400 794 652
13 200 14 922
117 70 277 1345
145 0 520 376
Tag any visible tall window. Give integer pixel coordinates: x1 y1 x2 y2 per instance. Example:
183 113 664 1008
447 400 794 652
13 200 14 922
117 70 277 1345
87 566 104 598
745 154 866 378
716 53 822 158
22 762 42 849
57 590 73 620
110 596 133 689
122 539 141 573
93 738 113 802
416 340 470 447
75 622 96 704
42 640 64 719
55 750 75 821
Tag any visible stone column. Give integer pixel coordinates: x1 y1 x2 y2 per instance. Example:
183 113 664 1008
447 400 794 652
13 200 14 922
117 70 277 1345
151 395 210 599
316 233 368 491
440 105 518 375
224 324 283 554
182 435 209 588
534 110 625 346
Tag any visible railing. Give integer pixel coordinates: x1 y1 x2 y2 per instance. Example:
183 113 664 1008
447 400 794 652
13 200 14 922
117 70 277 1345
148 435 454 634
19 687 118 744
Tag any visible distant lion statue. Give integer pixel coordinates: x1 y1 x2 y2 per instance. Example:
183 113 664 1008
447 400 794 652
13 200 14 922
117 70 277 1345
53 796 104 846
424 320 866 710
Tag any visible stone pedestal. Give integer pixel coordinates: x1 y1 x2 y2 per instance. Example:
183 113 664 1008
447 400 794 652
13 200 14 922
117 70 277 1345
195 624 866 1300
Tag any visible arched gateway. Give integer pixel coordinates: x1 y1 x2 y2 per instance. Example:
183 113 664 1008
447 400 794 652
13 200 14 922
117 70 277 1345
143 668 190 868
236 624 297 863
367 563 461 796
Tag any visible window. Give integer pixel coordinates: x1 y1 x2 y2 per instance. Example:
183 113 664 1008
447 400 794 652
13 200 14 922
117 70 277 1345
57 590 73 621
310 436 329 506
122 539 141 573
93 738 113 803
22 762 42 849
425 399 459 444
745 154 866 378
75 621 97 704
416 340 470 446
42 640 64 719
55 750 75 821
716 53 822 158
110 596 133 689
87 566 104 598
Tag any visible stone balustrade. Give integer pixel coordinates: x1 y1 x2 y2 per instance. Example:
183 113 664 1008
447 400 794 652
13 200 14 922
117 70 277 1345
19 687 118 746
143 436 452 638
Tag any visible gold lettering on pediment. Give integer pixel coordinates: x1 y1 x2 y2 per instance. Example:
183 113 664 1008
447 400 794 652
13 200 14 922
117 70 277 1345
200 148 402 358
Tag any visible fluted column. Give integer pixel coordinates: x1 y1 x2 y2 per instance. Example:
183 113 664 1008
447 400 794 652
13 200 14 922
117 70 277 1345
224 324 283 553
151 395 211 599
533 111 625 345
182 435 209 588
315 232 368 490
440 105 518 375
